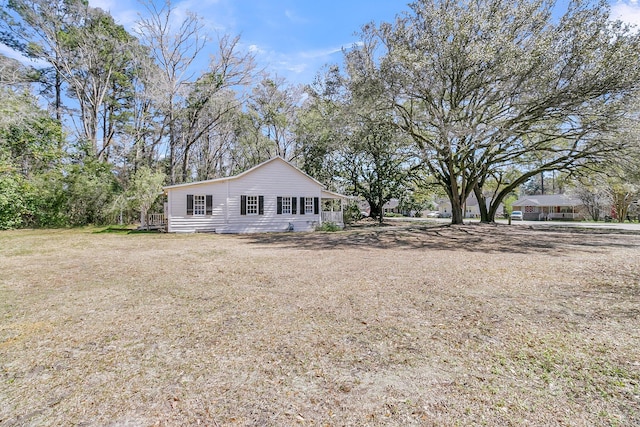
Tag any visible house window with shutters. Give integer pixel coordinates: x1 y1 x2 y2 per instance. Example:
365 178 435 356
187 194 212 216
247 196 258 215
298 197 318 215
305 197 314 214
241 195 264 215
282 197 291 214
193 195 206 215
277 197 297 214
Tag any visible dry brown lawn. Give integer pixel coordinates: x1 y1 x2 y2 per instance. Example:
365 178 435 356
1 223 639 426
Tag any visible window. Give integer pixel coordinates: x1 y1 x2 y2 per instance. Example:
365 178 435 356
241 195 264 215
298 197 318 215
277 197 297 214
187 194 212 216
305 197 314 214
246 195 258 215
282 197 291 214
193 195 205 215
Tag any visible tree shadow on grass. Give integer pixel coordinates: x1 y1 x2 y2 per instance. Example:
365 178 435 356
93 226 161 234
240 223 640 255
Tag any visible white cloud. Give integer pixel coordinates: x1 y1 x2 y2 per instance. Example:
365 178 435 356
88 0 139 29
299 41 362 60
611 0 640 27
299 46 342 59
277 61 308 74
284 9 307 24
254 41 358 83
88 0 116 10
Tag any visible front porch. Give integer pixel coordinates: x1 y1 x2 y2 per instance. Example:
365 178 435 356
321 210 344 224
537 211 583 221
320 190 348 227
142 213 167 231
524 205 584 221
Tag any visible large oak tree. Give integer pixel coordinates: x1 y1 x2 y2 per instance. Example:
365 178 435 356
349 0 640 223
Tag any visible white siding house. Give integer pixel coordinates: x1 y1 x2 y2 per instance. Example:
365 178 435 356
163 157 347 233
437 194 504 218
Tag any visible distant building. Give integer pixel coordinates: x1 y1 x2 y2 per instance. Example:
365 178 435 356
512 194 584 221
438 194 504 218
382 199 401 215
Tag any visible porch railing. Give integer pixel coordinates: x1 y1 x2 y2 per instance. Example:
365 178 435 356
542 212 582 220
321 211 344 224
146 213 167 229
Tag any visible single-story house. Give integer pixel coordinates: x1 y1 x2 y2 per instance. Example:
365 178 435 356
359 199 405 217
382 199 401 215
162 157 348 233
438 194 504 218
512 194 584 221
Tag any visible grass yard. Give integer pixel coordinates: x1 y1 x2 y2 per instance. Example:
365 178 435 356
1 224 639 426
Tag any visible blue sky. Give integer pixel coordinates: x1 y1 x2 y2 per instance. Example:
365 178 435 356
4 0 640 85
84 0 408 85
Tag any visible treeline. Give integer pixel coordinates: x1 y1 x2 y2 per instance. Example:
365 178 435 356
0 0 327 228
1 0 640 229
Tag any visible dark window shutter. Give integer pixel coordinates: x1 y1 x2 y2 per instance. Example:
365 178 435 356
206 195 213 215
299 197 305 215
241 195 247 215
187 194 194 215
258 196 264 215
277 197 282 214
292 197 297 214
314 197 319 215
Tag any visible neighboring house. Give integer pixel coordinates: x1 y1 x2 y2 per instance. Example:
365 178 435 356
438 194 504 218
382 199 401 215
358 199 404 217
162 157 348 233
512 194 584 221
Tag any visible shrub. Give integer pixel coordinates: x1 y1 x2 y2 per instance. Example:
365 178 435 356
317 222 341 232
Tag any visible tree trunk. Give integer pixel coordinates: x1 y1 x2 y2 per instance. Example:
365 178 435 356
474 186 491 223
447 172 465 224
488 202 502 222
181 146 190 183
55 67 62 122
168 105 177 185
367 199 382 223
450 194 464 224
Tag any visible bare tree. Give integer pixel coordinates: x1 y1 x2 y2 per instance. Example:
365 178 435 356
178 35 255 182
246 76 304 162
135 0 207 184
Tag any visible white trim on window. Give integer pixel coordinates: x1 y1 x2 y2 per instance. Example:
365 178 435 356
282 197 292 214
246 195 258 215
305 197 314 214
193 195 206 216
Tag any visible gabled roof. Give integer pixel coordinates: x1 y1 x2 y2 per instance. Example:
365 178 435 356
383 198 400 209
513 194 582 207
163 156 325 190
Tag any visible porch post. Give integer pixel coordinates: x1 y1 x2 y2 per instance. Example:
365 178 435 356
319 191 323 225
